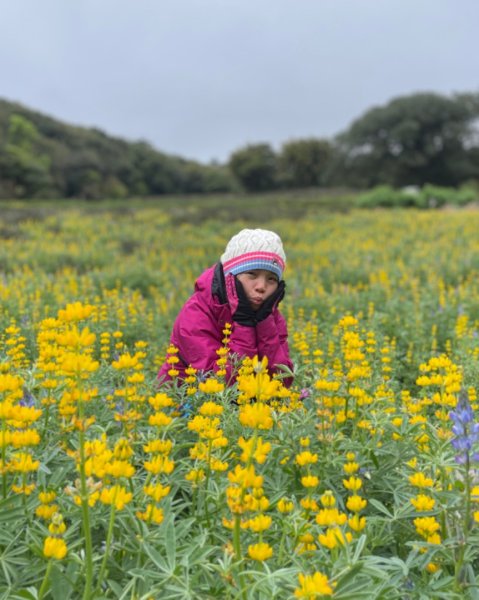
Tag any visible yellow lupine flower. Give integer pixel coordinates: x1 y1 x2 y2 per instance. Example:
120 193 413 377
198 378 225 394
294 571 333 597
348 514 366 532
300 497 319 512
100 485 133 510
320 491 336 508
149 412 173 427
277 498 294 513
410 494 435 511
43 537 67 560
247 542 273 561
343 476 362 491
414 516 440 538
36 504 58 520
295 451 318 466
104 460 135 478
247 514 272 533
409 472 434 488
318 527 351 549
199 401 224 416
301 475 320 489
148 394 175 410
316 508 347 527
136 504 164 524
239 403 273 430
9 452 40 472
143 440 173 454
185 469 205 483
143 483 171 501
38 491 57 504
144 455 175 475
343 461 360 475
238 436 271 464
346 495 367 512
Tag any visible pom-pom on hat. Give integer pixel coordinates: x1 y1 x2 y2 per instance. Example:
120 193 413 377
221 228 286 280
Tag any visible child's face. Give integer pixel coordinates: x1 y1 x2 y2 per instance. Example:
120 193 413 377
236 269 279 311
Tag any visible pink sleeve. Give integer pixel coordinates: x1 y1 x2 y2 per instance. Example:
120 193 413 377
171 297 223 373
256 312 294 387
167 296 258 384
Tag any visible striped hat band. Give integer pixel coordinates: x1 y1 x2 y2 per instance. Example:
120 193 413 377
222 251 285 280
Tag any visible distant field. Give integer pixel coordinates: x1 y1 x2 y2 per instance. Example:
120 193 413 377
1 200 479 597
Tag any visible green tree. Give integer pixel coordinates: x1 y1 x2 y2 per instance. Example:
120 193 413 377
228 143 277 192
278 138 334 188
338 92 479 188
4 114 53 197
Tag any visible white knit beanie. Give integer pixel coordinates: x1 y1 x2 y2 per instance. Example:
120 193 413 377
220 228 286 280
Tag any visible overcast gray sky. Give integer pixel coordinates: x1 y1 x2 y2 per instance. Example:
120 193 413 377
1 0 478 163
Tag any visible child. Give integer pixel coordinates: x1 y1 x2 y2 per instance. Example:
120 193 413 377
158 228 293 386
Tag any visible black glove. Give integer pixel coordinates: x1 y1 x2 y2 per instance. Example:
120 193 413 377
255 280 286 322
227 276 256 327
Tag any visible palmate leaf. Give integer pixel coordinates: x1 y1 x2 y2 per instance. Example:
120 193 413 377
0 496 25 525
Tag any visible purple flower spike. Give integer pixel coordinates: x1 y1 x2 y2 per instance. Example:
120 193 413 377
449 391 479 465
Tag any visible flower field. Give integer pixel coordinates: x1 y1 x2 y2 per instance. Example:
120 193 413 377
1 203 479 599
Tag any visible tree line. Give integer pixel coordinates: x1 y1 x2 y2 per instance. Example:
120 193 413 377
0 91 478 199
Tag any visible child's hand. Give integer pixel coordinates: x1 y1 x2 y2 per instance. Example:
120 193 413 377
225 274 256 327
255 281 286 322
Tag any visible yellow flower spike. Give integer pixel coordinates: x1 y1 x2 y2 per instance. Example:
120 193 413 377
185 469 205 483
198 401 224 416
144 455 175 475
11 482 36 495
238 436 271 464
294 571 334 597
346 495 367 512
414 516 440 539
277 498 294 513
301 475 320 489
99 485 133 510
104 460 135 478
320 490 336 508
198 378 225 394
136 504 164 525
343 461 360 475
148 393 175 410
9 452 40 473
36 504 59 520
43 537 67 560
247 514 272 533
410 494 435 511
409 472 434 488
316 507 348 527
300 497 319 512
343 476 362 491
48 513 67 535
247 542 273 561
148 412 173 428
348 514 367 532
38 491 57 504
239 403 273 430
143 439 173 454
318 527 349 549
295 451 319 467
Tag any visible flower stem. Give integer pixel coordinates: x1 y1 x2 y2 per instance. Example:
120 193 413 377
455 454 471 590
38 560 53 600
78 401 94 600
96 503 116 594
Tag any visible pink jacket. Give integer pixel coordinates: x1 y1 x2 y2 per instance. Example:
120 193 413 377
157 263 293 386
